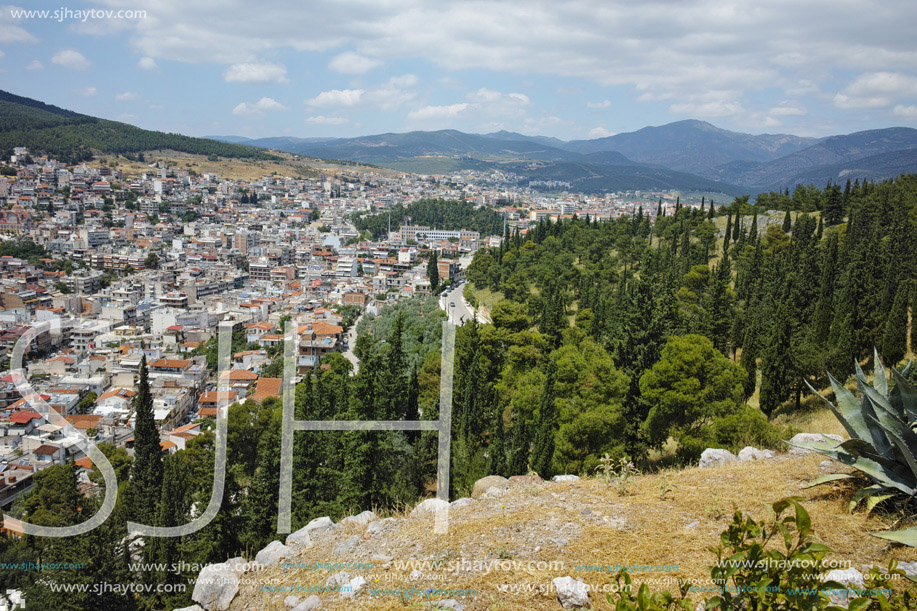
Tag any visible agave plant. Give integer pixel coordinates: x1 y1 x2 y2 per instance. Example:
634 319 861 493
790 349 917 546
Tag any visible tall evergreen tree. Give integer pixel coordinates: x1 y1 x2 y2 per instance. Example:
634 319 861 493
530 361 557 478
880 282 909 366
131 355 163 525
427 252 440 292
759 299 794 417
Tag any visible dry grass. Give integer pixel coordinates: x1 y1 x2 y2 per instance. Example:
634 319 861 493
228 453 916 611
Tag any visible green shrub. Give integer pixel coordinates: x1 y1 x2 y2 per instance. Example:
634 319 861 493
712 405 790 451
607 496 917 610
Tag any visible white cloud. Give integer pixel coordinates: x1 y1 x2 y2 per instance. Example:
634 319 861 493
588 126 615 138
833 72 917 109
224 62 289 84
137 56 157 70
116 91 141 102
25 59 42 70
328 51 381 74
307 89 365 108
72 86 97 97
232 97 288 116
768 102 807 116
0 5 38 43
894 104 917 118
408 103 470 120
587 100 612 109
306 115 349 124
669 99 744 118
51 49 91 70
0 50 4 59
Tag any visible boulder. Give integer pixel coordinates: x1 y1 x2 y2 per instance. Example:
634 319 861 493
255 540 294 567
509 474 543 485
285 595 301 608
472 475 510 497
174 606 204 611
410 498 449 517
553 576 590 609
304 516 338 536
737 447 775 462
340 510 377 527
292 596 321 611
428 600 465 610
789 433 844 455
552 475 580 482
333 535 360 556
225 557 251 574
698 448 737 469
483 486 504 499
326 572 351 588
823 568 865 608
285 525 313 548
898 561 917 578
191 564 239 611
341 575 367 598
450 497 475 509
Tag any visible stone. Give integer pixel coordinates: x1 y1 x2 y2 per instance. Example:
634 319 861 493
411 498 450 517
292 595 322 611
428 600 465 610
472 475 510 497
698 448 737 469
284 595 301 608
304 516 338 536
552 475 580 482
483 486 504 498
366 518 395 535
737 447 775 462
340 510 377 527
333 535 360 556
450 497 475 509
823 568 865 607
685 521 700 531
509 474 543 485
326 572 351 588
372 554 394 563
553 576 590 609
255 540 294 567
789 433 844 455
191 564 239 611
285 525 313 548
341 575 367 598
898 561 917 577
410 569 424 581
225 557 251 574
174 606 204 611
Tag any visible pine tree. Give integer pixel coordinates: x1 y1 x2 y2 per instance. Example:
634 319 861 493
486 399 506 477
131 355 163 525
507 409 530 476
530 361 557 478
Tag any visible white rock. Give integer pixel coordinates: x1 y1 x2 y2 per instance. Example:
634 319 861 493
174 606 204 611
292 595 322 611
340 510 377 527
552 475 580 482
789 433 844 455
333 535 360 556
191 564 240 611
285 595 301 608
410 569 424 580
428 600 465 610
304 516 338 536
224 557 251 574
553 576 590 609
737 447 775 462
698 448 737 468
483 486 504 498
372 554 394 563
472 475 510 497
341 576 367 598
898 561 917 577
255 540 295 567
411 498 449 517
685 521 700 531
285 525 313 548
823 568 865 607
326 572 351 588
450 497 475 509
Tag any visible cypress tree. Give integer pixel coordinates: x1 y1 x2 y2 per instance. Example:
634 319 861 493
507 410 530 476
427 252 440 292
748 210 758 244
759 299 794 417
131 355 163 525
530 361 557 478
782 209 792 233
880 282 909 366
723 211 733 253
487 399 506 477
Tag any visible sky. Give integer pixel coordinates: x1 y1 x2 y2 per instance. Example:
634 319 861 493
2 0 917 141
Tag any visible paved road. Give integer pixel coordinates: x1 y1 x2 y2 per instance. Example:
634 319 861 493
342 311 364 374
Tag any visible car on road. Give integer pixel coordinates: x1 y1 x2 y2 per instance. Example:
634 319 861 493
450 302 455 307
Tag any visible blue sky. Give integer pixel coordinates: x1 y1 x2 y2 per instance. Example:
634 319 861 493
2 0 917 140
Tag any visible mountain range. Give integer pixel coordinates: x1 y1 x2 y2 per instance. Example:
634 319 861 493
211 120 917 195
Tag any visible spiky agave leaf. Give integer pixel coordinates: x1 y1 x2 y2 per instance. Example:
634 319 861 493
870 527 917 546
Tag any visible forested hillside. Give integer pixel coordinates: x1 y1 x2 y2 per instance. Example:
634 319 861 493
0 89 279 163
353 198 505 239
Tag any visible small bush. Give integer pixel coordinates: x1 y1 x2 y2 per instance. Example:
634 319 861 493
712 405 789 450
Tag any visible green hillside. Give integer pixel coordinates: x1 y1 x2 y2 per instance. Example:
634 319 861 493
0 89 279 164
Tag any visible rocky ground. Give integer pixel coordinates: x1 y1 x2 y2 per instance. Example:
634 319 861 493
181 440 917 611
